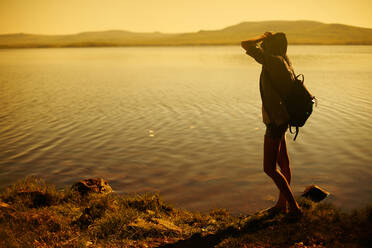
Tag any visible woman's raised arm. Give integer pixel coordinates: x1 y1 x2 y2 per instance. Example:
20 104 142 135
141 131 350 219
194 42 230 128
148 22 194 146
241 32 273 51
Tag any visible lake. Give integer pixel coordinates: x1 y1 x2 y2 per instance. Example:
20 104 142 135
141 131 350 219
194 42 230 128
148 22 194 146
0 45 371 214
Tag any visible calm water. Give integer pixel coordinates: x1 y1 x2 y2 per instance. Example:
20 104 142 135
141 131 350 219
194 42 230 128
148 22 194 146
1 46 372 213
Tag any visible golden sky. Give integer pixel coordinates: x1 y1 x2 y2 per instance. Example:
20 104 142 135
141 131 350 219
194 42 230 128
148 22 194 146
0 0 371 35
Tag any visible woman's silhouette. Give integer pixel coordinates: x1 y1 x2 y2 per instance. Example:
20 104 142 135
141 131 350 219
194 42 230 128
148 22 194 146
241 32 302 217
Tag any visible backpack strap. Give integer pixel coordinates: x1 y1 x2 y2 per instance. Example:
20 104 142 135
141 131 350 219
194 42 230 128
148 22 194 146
289 125 299 141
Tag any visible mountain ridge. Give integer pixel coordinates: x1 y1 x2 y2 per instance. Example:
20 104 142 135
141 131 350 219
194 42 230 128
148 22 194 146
1 20 372 48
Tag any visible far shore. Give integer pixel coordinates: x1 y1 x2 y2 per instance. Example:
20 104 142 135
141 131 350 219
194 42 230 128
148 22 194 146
1 43 372 49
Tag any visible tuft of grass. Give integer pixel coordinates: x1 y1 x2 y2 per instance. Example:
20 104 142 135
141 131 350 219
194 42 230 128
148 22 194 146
1 176 62 209
120 193 173 214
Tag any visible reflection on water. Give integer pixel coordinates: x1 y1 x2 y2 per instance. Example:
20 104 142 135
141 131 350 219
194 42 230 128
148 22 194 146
0 46 372 213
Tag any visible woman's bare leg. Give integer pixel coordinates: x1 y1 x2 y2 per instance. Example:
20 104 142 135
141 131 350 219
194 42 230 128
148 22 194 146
263 135 300 212
274 135 291 209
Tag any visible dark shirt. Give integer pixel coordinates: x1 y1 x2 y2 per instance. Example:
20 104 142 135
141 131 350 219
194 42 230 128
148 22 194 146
245 45 294 125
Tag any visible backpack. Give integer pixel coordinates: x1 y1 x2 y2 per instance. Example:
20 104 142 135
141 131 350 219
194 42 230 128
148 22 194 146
283 73 316 140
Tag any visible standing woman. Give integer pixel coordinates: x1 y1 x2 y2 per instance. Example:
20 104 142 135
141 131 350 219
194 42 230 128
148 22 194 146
241 32 302 217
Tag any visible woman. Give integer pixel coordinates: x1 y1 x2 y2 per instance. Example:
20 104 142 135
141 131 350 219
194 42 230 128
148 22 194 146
241 32 302 217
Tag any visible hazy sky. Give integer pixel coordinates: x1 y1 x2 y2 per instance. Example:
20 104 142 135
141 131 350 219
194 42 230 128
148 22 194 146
0 0 371 35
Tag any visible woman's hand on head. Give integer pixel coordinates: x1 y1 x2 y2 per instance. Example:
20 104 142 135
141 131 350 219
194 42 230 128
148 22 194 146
264 32 274 39
241 32 273 50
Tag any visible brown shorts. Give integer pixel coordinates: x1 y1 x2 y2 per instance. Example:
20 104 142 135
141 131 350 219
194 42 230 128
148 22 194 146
265 123 288 139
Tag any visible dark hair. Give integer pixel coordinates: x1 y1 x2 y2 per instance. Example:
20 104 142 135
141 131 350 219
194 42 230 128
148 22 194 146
262 32 291 66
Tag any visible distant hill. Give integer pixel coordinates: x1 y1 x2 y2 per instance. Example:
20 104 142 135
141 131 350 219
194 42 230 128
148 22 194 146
1 20 372 48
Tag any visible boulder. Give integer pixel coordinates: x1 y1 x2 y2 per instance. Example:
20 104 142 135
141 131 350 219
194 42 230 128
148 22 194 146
302 185 329 202
71 178 112 195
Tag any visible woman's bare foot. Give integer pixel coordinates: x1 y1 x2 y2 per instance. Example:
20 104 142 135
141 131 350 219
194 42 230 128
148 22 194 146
273 202 287 211
286 207 303 222
259 205 287 217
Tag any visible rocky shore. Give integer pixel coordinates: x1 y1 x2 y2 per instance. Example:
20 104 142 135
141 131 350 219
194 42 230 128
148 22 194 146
0 177 371 247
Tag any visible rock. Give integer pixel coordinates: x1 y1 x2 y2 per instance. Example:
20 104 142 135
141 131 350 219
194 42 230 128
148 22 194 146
154 218 182 233
129 217 182 234
302 185 329 202
71 178 112 195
